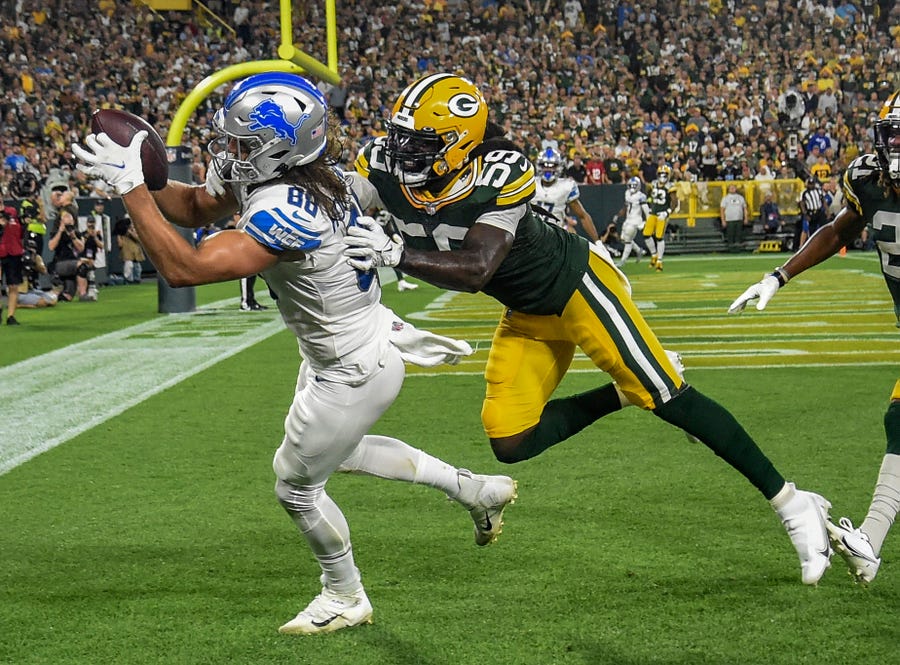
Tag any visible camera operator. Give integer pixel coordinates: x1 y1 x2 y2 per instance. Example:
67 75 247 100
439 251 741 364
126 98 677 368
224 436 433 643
48 209 84 302
15 201 55 309
10 169 41 200
777 89 807 131
77 218 103 301
777 88 812 176
0 206 25 325
41 173 79 232
18 199 47 270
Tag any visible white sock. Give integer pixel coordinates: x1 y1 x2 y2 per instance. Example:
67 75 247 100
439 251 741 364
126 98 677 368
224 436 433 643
769 481 797 516
861 453 900 554
338 434 462 499
656 239 666 261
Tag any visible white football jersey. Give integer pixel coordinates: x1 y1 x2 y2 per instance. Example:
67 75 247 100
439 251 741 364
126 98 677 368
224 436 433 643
236 172 392 384
533 177 580 228
623 189 649 225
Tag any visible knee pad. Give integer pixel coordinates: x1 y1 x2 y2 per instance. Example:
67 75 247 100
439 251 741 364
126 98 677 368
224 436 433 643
76 262 89 278
489 437 524 465
885 402 900 455
274 478 321 515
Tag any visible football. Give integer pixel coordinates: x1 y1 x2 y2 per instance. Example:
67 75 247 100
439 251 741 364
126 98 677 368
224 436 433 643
90 109 169 190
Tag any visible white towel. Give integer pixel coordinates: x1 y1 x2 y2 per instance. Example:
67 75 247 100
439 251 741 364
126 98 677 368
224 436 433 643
383 307 474 367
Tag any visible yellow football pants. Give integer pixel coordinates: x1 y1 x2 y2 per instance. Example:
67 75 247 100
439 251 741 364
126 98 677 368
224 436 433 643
482 248 684 438
642 213 667 240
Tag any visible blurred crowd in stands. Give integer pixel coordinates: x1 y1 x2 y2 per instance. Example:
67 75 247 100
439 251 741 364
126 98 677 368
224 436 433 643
1 0 899 193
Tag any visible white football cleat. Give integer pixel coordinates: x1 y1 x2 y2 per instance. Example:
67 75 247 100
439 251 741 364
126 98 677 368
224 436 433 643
457 470 518 546
826 517 881 585
397 279 418 292
775 484 833 585
278 587 373 635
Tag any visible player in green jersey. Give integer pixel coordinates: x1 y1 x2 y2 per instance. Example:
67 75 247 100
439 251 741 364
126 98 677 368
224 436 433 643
730 90 900 585
643 164 677 271
346 72 833 585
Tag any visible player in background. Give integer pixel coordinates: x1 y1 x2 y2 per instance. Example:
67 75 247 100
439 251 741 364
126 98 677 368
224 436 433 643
613 176 649 267
729 89 900 585
642 164 677 271
347 72 834 586
72 73 517 635
532 147 600 242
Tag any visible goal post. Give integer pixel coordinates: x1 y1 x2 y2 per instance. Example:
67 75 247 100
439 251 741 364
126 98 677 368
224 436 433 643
165 0 340 147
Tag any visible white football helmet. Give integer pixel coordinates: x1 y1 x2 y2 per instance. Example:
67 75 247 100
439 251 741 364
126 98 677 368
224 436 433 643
208 73 328 184
627 176 642 192
537 148 563 184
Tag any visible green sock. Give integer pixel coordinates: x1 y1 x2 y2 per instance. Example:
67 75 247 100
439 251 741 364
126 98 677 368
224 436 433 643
885 401 900 455
653 387 785 499
507 383 623 462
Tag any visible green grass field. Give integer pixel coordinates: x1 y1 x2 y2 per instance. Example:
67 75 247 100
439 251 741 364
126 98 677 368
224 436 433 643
1 254 897 665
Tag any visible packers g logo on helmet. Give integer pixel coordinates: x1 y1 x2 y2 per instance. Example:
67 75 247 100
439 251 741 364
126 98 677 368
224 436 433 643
657 164 673 183
447 93 480 118
386 73 488 186
875 89 900 186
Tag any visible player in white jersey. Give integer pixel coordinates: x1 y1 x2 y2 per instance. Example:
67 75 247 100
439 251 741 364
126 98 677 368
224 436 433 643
73 73 517 635
532 148 599 242
613 176 649 267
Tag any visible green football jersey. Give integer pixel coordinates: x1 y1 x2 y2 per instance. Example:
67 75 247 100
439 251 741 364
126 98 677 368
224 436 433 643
357 138 590 315
647 179 673 215
842 154 900 310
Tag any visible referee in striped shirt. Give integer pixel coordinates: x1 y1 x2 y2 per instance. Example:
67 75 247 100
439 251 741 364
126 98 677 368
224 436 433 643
798 176 827 248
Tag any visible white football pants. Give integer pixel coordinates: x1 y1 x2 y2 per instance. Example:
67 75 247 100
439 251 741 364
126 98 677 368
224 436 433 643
272 346 465 594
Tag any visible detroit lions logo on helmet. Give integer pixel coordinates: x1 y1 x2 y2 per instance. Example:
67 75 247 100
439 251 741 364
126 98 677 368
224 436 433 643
248 99 308 146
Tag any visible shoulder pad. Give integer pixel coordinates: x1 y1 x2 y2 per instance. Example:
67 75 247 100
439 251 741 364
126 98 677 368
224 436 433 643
241 188 324 251
354 141 375 178
478 148 535 207
841 154 879 214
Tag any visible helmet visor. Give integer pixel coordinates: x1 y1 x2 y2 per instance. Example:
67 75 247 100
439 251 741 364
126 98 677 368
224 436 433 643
875 118 900 182
386 124 445 185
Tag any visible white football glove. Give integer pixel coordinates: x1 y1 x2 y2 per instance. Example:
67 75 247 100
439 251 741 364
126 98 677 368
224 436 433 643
727 274 781 314
344 215 404 271
205 158 229 198
658 211 669 220
72 131 146 196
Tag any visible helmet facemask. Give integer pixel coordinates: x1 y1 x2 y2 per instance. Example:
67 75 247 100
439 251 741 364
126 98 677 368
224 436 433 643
538 159 560 184
875 117 900 187
385 124 448 186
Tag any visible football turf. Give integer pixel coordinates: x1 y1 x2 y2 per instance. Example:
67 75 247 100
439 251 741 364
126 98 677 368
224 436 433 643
1 254 897 665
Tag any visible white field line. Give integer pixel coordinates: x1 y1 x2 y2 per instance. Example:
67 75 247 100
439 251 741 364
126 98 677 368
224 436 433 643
0 299 284 476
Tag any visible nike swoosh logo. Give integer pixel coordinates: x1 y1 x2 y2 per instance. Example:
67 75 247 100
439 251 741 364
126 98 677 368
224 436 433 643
480 511 492 531
101 161 126 169
817 521 830 557
840 537 875 561
311 614 341 628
